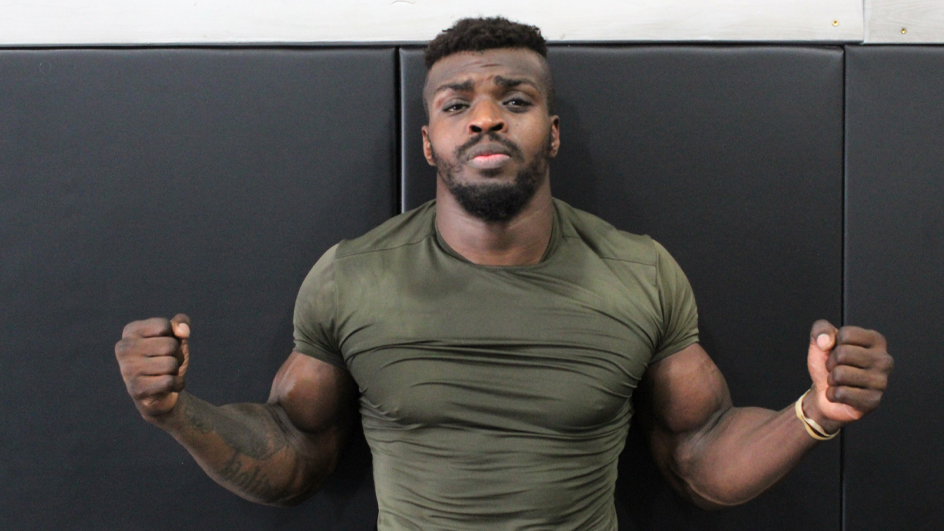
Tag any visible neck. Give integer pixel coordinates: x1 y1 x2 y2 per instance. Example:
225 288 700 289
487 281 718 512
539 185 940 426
435 180 555 267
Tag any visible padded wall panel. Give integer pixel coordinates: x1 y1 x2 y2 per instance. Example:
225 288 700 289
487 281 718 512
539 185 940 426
844 46 944 531
0 48 395 530
402 46 844 530
400 47 438 210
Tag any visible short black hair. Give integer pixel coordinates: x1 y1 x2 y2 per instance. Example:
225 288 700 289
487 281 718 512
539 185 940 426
423 17 554 112
424 17 548 69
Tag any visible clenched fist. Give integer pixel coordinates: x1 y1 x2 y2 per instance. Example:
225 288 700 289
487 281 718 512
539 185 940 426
115 314 192 420
805 319 893 433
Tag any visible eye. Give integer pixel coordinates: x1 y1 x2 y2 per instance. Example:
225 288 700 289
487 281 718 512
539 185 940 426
442 101 468 113
504 97 533 111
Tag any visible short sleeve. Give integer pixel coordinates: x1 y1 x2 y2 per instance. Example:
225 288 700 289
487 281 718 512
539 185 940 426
650 241 700 363
293 244 347 369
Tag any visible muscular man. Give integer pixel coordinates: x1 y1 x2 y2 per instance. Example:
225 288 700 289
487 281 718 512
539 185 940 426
115 17 893 530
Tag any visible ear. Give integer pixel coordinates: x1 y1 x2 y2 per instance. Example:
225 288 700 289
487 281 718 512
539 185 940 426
548 116 561 158
422 126 436 167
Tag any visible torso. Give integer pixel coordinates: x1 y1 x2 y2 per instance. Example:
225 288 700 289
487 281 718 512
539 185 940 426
294 199 698 530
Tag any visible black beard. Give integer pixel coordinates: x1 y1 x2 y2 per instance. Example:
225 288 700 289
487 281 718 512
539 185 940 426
432 131 552 223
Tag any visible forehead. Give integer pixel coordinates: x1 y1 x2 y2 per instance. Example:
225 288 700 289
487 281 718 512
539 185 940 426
424 48 549 100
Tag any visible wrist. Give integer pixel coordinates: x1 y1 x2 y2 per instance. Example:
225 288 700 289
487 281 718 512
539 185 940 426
140 392 188 430
798 388 842 440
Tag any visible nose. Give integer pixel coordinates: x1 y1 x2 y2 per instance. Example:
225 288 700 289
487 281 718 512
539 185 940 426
468 100 505 134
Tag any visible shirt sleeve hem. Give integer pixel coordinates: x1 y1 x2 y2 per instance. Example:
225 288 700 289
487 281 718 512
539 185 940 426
649 334 700 365
293 341 348 371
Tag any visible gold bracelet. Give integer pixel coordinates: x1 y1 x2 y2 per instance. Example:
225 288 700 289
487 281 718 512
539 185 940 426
795 389 840 441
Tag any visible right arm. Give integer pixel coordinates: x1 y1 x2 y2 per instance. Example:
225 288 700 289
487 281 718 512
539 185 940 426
115 315 357 506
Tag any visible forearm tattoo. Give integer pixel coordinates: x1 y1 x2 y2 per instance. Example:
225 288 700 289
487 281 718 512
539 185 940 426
218 450 284 501
180 395 294 500
185 398 215 435
182 396 288 460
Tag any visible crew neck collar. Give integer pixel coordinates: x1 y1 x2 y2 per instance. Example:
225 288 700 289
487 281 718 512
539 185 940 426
431 201 562 269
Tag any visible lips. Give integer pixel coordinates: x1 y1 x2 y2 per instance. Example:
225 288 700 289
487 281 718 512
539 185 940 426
465 142 511 159
464 142 513 170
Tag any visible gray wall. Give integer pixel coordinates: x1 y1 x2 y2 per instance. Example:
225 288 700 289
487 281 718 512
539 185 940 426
0 44 938 530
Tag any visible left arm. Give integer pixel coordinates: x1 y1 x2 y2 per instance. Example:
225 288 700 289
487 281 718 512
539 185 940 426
635 320 892 509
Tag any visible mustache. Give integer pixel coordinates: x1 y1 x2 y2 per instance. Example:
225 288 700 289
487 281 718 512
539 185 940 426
455 132 523 161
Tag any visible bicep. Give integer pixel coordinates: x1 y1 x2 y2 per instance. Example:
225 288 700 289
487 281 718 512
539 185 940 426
268 352 357 436
637 343 731 474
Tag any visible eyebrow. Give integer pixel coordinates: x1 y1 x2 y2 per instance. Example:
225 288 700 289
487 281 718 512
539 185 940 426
431 76 541 97
432 79 475 96
493 76 539 91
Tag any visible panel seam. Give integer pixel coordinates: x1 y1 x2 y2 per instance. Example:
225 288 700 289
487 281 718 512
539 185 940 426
395 46 404 215
840 43 849 531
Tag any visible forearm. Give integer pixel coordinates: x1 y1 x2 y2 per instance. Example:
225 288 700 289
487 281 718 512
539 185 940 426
642 327 890 510
667 403 819 509
150 392 340 506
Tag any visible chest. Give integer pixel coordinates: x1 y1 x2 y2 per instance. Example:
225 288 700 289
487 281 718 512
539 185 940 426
335 244 663 434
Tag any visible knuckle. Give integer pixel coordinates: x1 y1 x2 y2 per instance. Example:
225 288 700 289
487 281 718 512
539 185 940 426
875 376 888 391
832 345 849 364
836 326 854 344
877 333 888 349
125 317 172 339
831 386 848 403
883 354 895 372
842 388 858 404
128 381 147 400
158 375 177 390
831 365 849 382
114 338 132 357
154 337 178 356
119 361 137 379
122 321 140 338
162 357 182 374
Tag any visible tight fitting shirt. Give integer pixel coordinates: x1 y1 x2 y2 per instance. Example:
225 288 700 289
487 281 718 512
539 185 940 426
293 199 699 531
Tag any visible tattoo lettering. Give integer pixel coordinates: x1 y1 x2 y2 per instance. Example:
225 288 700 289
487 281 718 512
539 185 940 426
219 451 285 501
182 397 288 460
183 397 214 434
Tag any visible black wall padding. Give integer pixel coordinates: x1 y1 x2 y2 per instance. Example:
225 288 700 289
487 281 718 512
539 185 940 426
0 48 396 530
400 47 439 209
7 43 930 531
844 46 944 531
401 45 844 530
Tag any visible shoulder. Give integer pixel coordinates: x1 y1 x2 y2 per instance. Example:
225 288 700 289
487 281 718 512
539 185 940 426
554 198 662 267
335 200 436 260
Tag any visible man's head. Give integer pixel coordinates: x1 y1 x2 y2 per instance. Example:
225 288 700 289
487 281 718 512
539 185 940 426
422 17 560 223
423 17 555 114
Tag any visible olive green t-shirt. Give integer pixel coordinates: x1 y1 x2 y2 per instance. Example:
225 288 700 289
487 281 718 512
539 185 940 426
293 199 699 531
